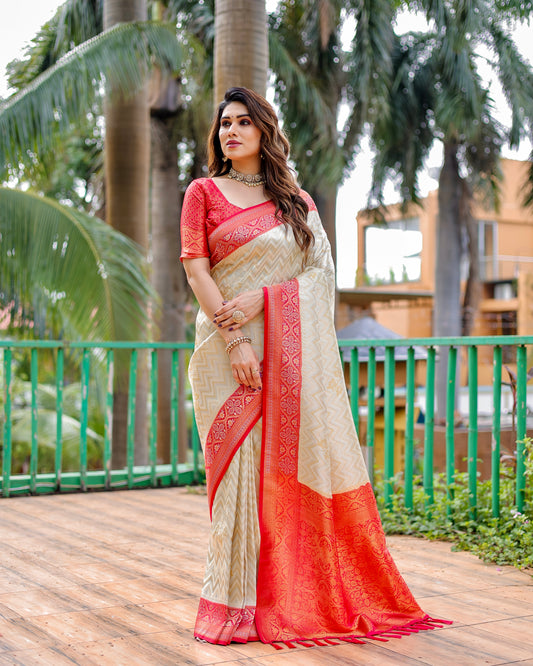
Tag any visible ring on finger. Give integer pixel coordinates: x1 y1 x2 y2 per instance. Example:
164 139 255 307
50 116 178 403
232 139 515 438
251 369 260 374
232 310 245 323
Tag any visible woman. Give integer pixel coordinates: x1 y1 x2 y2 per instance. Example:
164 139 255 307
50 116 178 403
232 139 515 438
181 87 448 647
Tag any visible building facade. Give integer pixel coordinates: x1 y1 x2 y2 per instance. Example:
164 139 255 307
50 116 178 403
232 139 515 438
338 158 533 384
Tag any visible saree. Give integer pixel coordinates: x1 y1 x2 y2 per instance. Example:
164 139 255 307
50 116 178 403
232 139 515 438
181 178 449 647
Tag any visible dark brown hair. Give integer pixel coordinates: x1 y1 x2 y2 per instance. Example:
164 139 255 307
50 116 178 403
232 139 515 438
207 87 314 253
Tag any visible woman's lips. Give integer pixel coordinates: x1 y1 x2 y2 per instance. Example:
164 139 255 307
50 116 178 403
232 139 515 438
226 142 241 148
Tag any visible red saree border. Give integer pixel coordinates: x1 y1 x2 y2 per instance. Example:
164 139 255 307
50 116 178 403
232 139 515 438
204 383 262 518
194 597 259 645
208 201 280 267
255 277 448 645
257 278 303 641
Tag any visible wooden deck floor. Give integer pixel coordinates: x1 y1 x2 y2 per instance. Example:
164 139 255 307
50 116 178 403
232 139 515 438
0 487 532 666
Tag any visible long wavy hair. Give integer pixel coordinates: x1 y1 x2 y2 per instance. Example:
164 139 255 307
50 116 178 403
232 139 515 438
207 87 314 253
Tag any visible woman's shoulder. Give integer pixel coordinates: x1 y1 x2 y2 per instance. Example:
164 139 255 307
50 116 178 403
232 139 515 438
298 188 318 213
185 177 211 195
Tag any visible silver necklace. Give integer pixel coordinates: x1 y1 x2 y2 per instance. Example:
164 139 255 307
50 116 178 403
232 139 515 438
227 167 265 187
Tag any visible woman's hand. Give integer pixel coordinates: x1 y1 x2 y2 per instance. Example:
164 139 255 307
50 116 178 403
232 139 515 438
228 342 262 390
213 289 264 331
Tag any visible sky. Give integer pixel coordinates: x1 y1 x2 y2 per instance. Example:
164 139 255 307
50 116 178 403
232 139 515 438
1 1 532 287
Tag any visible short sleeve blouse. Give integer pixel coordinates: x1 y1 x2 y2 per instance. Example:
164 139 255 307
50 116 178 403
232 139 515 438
180 178 242 261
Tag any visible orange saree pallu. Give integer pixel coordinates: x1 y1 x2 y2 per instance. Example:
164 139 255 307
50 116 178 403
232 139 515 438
182 179 450 647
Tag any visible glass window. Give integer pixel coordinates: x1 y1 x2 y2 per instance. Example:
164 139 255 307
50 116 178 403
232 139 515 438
364 218 422 284
478 220 497 280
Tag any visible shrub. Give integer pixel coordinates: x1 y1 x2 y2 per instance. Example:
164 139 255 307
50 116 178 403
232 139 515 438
374 438 533 570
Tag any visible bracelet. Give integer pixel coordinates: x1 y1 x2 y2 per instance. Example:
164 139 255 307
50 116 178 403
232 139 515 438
225 336 252 355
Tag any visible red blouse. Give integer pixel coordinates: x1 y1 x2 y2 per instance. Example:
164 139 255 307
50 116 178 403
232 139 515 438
179 178 317 262
180 178 242 261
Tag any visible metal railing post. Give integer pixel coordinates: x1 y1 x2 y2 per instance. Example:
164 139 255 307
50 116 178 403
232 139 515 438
404 347 415 511
423 347 436 508
467 345 478 519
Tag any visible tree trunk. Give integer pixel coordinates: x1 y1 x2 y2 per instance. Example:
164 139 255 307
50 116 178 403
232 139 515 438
214 0 268 102
461 180 481 337
434 142 463 419
104 0 150 467
310 185 339 318
312 186 337 273
150 96 189 464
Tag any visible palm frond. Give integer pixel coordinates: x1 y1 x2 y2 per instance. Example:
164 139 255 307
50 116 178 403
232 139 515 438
523 149 533 209
268 9 344 188
485 22 533 147
268 29 334 129
53 0 103 56
6 0 103 91
0 21 183 172
369 33 435 207
342 0 396 169
170 0 215 44
0 187 158 341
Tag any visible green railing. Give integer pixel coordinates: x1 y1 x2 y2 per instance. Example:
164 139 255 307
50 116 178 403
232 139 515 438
1 336 532 517
1 340 197 497
339 335 532 517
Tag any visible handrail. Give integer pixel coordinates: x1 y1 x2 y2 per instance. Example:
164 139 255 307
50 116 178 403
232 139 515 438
1 336 531 519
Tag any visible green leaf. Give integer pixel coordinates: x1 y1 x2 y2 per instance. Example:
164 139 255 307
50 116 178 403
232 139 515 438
0 21 183 172
0 187 158 341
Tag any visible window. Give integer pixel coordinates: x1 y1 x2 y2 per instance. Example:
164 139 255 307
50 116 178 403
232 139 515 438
478 220 497 280
364 218 422 284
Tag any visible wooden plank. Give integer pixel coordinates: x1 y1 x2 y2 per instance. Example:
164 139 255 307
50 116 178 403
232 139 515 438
0 487 532 665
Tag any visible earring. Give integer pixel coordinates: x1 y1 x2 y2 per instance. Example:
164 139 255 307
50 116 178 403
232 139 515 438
223 155 228 163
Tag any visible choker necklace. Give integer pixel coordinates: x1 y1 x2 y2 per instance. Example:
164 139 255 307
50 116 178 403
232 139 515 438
227 167 265 187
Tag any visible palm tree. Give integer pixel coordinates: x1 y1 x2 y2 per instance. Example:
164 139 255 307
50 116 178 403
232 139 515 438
3 0 213 464
213 0 268 100
103 0 152 466
368 1 533 415
268 0 396 269
1 16 182 462
1 20 181 175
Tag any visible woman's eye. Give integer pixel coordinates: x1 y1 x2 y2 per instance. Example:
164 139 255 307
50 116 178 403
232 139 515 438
240 119 250 125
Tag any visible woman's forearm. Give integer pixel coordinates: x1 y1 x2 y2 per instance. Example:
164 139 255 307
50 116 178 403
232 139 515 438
186 271 238 343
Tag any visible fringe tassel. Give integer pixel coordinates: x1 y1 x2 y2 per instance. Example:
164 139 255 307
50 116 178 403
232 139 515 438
340 636 366 645
269 616 452 650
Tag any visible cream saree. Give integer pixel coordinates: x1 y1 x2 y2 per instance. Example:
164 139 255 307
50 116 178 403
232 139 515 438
186 187 447 646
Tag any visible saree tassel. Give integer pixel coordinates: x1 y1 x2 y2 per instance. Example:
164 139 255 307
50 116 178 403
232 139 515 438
340 636 366 645
296 640 315 648
429 618 453 625
271 642 284 650
284 640 298 649
413 621 437 630
323 638 342 645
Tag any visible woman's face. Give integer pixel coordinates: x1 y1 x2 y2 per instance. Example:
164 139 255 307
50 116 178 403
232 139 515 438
219 101 262 164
